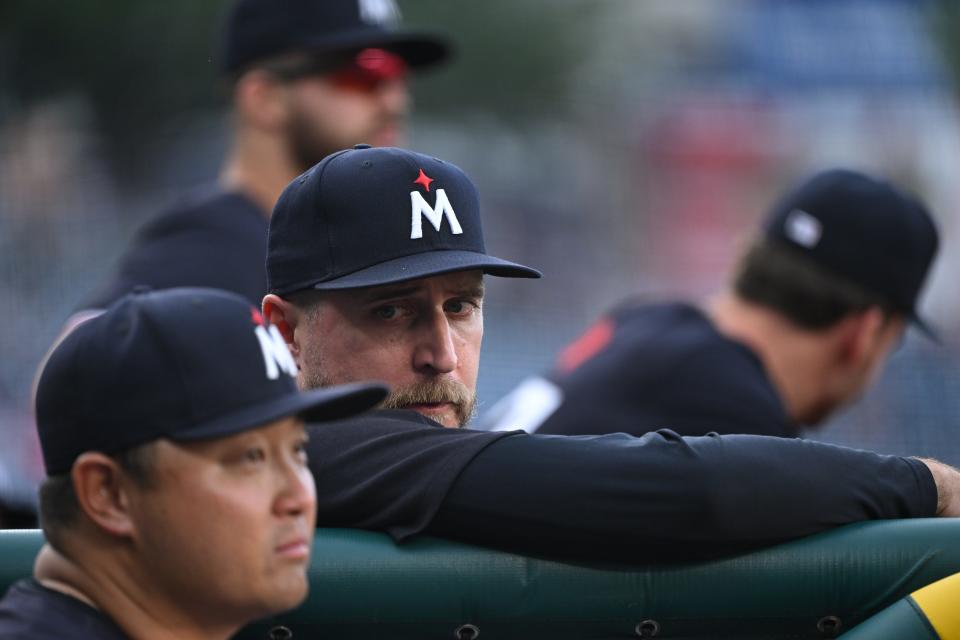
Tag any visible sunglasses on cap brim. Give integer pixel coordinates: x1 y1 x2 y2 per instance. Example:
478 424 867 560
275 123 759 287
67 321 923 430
261 48 408 91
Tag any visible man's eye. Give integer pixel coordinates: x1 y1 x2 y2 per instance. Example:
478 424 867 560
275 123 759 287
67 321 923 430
445 299 477 315
294 440 309 463
242 448 266 464
373 305 401 319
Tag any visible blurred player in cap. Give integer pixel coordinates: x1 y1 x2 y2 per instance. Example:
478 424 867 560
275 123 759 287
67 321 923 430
482 169 940 438
0 288 385 639
75 0 449 313
260 147 960 565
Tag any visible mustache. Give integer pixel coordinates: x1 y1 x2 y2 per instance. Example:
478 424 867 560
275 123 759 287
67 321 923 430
381 378 476 426
382 378 472 408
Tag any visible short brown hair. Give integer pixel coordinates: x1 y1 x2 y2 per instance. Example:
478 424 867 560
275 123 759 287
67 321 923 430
285 288 326 316
733 239 898 330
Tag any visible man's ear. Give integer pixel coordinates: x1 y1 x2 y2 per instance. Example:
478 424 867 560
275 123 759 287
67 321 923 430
263 294 300 356
71 453 136 539
834 307 887 368
233 70 290 132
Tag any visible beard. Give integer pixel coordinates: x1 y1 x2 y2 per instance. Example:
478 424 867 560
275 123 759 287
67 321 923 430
299 360 475 428
283 100 407 173
380 377 476 428
285 111 340 174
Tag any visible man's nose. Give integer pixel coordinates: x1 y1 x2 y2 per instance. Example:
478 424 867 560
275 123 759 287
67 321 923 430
377 77 410 116
274 459 316 518
412 311 458 375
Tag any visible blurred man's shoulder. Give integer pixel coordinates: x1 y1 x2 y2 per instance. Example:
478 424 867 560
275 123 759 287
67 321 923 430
136 187 264 239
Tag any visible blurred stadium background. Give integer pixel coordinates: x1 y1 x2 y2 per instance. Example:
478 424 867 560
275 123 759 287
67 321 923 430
2 0 960 501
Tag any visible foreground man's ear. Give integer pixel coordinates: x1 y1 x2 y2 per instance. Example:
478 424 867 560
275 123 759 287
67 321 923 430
71 453 136 539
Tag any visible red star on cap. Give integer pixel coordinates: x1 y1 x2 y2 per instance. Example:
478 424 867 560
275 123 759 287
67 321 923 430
251 308 265 326
413 168 434 192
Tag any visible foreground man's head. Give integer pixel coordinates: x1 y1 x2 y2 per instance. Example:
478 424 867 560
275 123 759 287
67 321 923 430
29 288 385 640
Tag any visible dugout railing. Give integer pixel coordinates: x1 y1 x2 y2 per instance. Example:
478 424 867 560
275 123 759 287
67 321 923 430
1 520 958 639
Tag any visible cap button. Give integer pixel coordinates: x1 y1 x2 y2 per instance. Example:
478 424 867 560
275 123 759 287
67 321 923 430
353 143 372 150
132 284 152 295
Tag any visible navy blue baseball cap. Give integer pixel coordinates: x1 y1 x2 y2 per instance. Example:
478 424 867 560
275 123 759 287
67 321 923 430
764 169 939 336
267 146 541 295
220 0 450 75
35 288 388 475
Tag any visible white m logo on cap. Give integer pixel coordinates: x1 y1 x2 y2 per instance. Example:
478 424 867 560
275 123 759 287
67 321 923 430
410 188 463 239
359 0 400 25
254 325 298 380
785 209 823 248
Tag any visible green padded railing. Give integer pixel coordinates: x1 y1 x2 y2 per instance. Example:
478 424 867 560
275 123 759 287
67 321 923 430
840 598 939 640
3 520 959 639
843 571 960 640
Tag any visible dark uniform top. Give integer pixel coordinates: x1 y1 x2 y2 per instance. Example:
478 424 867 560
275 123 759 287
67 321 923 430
309 410 935 563
481 301 797 438
0 579 128 639
83 189 268 309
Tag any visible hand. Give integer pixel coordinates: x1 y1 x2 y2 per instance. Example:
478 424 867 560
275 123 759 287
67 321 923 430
917 458 960 516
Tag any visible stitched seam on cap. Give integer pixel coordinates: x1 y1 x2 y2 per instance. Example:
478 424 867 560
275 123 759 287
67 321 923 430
316 149 353 281
139 303 193 434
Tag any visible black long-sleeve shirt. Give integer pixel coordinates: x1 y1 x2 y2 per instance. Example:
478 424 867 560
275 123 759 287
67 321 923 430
309 410 935 562
483 301 797 438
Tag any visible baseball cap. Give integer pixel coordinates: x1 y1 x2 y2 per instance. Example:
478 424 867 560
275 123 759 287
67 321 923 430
35 288 388 475
267 145 542 295
220 0 450 75
764 168 939 336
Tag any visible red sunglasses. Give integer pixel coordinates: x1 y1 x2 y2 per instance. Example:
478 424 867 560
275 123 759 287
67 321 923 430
265 48 408 93
327 48 408 92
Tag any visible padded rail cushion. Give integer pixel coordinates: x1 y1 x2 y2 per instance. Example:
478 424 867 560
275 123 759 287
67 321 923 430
843 571 960 640
839 599 940 640
241 519 960 639
3 521 960 639
0 530 42 587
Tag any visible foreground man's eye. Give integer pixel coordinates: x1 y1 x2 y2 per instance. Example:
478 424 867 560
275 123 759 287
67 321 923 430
242 448 266 464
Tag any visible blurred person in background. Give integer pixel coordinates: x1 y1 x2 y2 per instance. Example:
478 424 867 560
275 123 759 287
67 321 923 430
481 169 939 439
260 148 960 564
19 0 447 531
0 288 385 639
0 460 37 529
74 0 449 315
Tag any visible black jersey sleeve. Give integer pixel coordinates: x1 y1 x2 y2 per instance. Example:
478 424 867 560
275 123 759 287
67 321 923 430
309 410 516 540
427 430 937 562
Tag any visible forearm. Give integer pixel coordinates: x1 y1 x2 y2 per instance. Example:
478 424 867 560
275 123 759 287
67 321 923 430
428 431 937 562
916 458 960 516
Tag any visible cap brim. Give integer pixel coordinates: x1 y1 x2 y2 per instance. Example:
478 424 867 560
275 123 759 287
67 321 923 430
171 382 388 442
299 29 451 69
309 250 542 291
910 312 940 343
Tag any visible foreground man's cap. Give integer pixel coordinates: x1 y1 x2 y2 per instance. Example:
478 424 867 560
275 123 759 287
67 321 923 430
36 287 388 475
